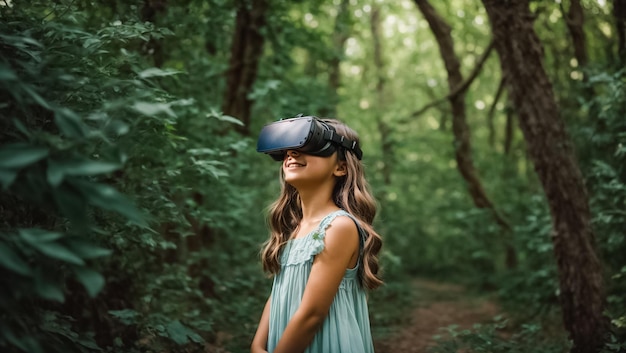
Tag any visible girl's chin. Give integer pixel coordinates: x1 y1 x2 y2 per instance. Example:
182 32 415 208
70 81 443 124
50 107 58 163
284 176 309 188
283 176 300 185
283 169 305 180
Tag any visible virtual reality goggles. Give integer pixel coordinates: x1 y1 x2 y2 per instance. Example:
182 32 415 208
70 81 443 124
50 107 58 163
256 116 363 161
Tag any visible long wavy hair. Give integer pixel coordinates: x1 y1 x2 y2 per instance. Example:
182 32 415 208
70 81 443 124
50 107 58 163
260 118 383 290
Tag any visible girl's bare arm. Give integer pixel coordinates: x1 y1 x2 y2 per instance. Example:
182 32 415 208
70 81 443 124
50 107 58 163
251 296 271 353
272 216 359 353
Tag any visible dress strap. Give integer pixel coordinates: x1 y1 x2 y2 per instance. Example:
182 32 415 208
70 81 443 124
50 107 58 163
314 210 367 253
316 210 349 233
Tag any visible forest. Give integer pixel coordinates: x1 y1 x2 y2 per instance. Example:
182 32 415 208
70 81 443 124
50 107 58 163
0 0 625 352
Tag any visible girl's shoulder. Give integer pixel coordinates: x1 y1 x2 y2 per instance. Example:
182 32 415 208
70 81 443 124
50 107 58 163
318 209 350 226
283 210 359 265
312 211 360 265
314 209 361 243
316 209 362 236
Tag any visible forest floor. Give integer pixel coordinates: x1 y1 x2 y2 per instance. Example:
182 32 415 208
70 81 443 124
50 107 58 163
373 278 501 353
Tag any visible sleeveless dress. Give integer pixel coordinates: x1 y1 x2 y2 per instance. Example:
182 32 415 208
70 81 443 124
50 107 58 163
267 210 375 353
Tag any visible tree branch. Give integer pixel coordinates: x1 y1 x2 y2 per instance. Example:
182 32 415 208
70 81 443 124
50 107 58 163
488 76 506 147
408 39 495 119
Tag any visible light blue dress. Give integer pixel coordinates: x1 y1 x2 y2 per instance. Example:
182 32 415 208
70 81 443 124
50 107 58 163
267 210 375 353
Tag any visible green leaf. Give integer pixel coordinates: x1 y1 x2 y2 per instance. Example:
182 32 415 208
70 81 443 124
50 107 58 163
47 162 64 187
21 84 50 109
66 239 112 259
0 242 32 276
1 327 43 353
109 309 140 325
588 72 613 84
13 119 32 138
216 114 244 126
0 168 18 189
75 337 101 350
73 267 105 298
165 320 204 345
47 158 120 186
615 143 626 157
64 159 121 176
138 67 182 78
71 179 147 227
0 34 43 48
54 108 87 138
0 63 18 81
105 120 130 136
131 101 177 118
51 186 89 228
592 160 617 178
34 270 65 302
0 143 48 169
1 328 25 351
18 228 63 242
32 242 85 265
83 37 102 49
19 229 84 265
207 111 244 126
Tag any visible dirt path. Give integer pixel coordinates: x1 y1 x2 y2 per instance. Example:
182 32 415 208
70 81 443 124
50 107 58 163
373 279 500 353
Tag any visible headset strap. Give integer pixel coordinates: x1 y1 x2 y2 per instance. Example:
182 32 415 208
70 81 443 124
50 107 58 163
322 130 363 160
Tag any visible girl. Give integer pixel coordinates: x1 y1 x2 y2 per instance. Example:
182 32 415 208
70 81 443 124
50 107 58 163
251 116 383 353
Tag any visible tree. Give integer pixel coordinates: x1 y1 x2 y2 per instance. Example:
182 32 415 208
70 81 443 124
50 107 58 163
615 0 626 63
560 0 595 102
481 0 609 351
413 0 515 267
222 0 269 135
326 0 351 117
140 0 168 67
562 0 589 69
370 4 393 187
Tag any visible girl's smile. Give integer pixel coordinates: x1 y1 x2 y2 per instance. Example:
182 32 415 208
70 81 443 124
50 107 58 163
283 151 308 170
284 152 306 169
285 161 305 168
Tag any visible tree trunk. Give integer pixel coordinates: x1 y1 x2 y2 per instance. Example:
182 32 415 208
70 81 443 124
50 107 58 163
221 0 269 135
504 100 514 156
561 0 596 103
415 0 476 204
140 0 167 68
615 0 626 63
562 0 589 68
370 5 393 187
487 77 506 148
325 0 351 117
481 1 608 351
414 0 512 235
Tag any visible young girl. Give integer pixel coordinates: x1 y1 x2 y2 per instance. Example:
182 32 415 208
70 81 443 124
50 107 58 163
251 116 383 353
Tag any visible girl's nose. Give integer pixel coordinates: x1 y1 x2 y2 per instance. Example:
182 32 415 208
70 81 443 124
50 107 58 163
286 150 300 158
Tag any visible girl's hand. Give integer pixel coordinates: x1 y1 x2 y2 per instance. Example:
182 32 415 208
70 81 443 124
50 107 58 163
251 296 271 353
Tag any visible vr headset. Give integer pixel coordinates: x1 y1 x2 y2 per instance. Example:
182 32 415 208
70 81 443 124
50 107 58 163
256 115 363 161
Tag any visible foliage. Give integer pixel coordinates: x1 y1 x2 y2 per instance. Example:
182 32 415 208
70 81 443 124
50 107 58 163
490 194 560 316
0 1 264 352
1 0 625 352
579 69 626 348
429 316 571 353
0 5 156 352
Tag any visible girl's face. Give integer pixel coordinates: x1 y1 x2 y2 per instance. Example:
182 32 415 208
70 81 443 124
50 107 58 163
282 150 346 188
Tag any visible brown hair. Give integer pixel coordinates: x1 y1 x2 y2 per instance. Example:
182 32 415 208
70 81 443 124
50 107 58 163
260 118 383 290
